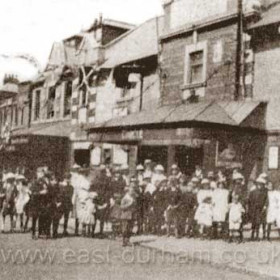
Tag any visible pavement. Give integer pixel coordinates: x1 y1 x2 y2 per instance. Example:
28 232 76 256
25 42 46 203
132 233 280 279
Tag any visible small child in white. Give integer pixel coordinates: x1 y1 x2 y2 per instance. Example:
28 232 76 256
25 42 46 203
228 195 245 243
80 192 97 237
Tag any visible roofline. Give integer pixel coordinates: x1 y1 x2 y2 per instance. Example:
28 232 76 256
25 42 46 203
160 11 259 41
103 16 164 50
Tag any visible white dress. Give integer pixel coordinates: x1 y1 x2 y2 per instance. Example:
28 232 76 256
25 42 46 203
195 189 213 226
15 184 30 215
228 202 244 230
267 190 279 224
212 189 229 223
80 199 96 225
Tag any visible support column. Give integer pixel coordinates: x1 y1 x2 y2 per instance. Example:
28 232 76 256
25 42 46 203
128 145 138 176
167 145 176 175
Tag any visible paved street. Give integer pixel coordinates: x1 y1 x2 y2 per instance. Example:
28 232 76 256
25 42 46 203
0 226 268 280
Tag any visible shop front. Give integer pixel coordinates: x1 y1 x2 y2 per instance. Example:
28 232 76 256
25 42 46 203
0 121 71 179
86 100 266 179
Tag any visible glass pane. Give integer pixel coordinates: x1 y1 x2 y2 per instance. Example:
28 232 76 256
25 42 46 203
190 51 203 65
190 65 203 83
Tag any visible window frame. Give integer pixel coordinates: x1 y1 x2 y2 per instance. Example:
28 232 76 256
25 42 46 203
268 146 279 170
184 41 208 88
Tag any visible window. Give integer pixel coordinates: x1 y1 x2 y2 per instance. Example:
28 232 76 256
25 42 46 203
34 90 41 121
184 41 207 88
21 107 24 125
79 85 87 107
269 146 279 169
14 105 18 126
64 81 72 117
189 51 204 84
47 87 56 119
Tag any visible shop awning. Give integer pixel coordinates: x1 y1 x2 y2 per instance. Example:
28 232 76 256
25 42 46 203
12 120 71 138
86 100 266 132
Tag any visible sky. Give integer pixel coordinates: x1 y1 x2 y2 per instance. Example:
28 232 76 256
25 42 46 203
0 0 163 84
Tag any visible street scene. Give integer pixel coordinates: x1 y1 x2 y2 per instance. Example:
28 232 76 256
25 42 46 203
1 0 280 279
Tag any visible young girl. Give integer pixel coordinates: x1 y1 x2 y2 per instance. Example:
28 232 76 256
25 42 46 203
212 181 229 239
80 192 97 237
228 194 245 243
194 179 213 238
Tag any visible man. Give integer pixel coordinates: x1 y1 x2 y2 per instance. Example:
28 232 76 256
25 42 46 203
120 186 137 247
143 159 153 179
93 165 112 237
136 164 145 186
176 177 197 238
60 174 73 236
248 177 268 241
29 168 48 239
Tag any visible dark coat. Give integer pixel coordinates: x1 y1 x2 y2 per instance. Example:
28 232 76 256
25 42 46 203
248 187 268 224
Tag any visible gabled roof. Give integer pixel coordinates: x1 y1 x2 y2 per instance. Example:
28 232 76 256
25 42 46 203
101 16 164 69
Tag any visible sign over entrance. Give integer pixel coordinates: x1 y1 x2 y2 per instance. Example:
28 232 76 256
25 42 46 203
121 130 143 141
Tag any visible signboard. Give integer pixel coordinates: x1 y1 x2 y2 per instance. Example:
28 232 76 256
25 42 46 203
269 146 279 170
121 130 143 141
216 141 242 169
170 0 228 29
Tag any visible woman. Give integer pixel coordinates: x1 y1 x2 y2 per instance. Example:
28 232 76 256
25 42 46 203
15 175 30 232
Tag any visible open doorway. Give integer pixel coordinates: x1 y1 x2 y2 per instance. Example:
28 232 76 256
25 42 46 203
175 146 204 176
74 149 90 167
138 146 168 170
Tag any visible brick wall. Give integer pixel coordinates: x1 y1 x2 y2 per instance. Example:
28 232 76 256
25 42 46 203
161 22 238 105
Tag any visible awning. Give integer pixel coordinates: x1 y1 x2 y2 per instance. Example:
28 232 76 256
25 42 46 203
12 120 71 138
86 100 265 132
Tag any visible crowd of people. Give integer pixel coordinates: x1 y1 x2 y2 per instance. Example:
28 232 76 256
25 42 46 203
0 160 279 246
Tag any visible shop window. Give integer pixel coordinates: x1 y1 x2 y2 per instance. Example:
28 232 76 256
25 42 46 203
34 90 41 121
47 87 56 119
64 81 72 117
268 146 279 170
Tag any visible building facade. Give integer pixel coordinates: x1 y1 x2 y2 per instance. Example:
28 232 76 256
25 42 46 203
86 0 269 182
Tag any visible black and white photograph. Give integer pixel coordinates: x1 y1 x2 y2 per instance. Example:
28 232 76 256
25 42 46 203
0 0 280 279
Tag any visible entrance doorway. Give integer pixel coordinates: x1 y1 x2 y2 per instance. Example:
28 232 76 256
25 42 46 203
175 146 204 176
138 146 168 170
74 149 90 167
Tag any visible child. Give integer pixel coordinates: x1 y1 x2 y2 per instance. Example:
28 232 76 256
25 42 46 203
109 193 122 239
212 181 229 239
195 179 213 238
266 182 279 240
80 192 97 237
228 195 245 243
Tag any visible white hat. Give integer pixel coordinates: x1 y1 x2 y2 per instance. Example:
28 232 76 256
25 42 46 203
259 173 268 179
121 164 129 170
72 164 81 170
136 164 144 171
232 173 244 181
16 174 26 181
144 159 152 164
155 165 164 172
171 164 179 170
5 173 16 181
191 177 200 183
256 177 266 184
89 192 98 199
201 178 210 185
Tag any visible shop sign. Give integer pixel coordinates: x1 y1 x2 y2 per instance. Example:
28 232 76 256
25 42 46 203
11 137 29 145
121 130 143 141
